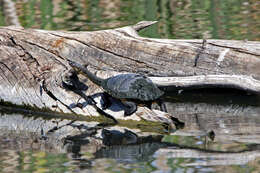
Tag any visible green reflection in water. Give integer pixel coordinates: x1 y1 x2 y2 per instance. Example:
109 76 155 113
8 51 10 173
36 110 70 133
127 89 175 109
1 0 259 40
0 128 260 172
39 0 54 29
19 0 37 28
0 2 4 26
0 150 71 173
168 157 191 172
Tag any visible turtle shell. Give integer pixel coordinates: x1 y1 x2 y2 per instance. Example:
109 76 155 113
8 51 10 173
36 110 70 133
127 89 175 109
101 73 164 101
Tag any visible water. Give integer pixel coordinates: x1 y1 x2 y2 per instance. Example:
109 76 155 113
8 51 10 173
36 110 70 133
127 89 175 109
0 0 260 172
1 112 260 173
0 0 259 40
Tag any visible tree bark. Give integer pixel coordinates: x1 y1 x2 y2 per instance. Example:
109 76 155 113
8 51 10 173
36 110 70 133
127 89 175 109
0 21 259 127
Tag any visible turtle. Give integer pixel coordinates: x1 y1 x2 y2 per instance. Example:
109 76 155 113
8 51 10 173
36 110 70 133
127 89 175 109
68 60 167 116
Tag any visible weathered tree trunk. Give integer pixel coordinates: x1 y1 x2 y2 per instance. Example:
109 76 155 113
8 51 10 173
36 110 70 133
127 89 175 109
0 21 259 128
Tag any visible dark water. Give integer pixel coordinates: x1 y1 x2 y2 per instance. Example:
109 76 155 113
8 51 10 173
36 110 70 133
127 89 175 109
0 0 260 172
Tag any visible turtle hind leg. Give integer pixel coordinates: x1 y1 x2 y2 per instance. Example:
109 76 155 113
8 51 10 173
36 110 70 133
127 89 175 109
101 92 112 110
144 101 152 109
122 101 137 116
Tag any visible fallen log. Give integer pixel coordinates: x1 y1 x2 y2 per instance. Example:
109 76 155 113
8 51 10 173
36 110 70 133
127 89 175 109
0 21 259 128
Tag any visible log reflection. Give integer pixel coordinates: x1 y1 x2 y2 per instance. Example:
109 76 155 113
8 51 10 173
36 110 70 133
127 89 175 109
163 89 260 144
1 90 260 170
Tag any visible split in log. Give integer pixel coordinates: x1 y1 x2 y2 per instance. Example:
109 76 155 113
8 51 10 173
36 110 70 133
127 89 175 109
0 21 259 129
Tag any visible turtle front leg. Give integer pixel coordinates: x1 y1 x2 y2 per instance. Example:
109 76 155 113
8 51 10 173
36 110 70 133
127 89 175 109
101 92 112 110
122 101 137 116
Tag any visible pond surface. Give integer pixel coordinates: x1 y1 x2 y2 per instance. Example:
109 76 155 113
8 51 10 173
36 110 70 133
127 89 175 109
0 0 259 40
0 0 260 172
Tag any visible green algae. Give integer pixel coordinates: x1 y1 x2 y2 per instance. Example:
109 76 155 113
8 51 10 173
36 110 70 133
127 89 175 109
0 99 172 134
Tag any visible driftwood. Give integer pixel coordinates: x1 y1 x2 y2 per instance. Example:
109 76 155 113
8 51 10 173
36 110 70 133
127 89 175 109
0 21 259 127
